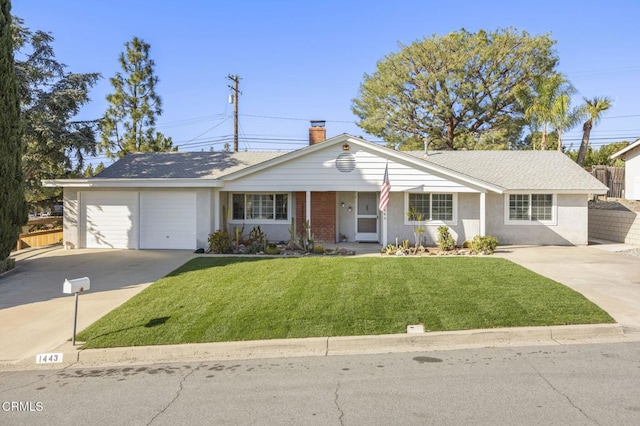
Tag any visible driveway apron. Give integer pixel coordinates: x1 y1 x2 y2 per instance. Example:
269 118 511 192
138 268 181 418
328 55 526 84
496 245 640 330
0 248 195 364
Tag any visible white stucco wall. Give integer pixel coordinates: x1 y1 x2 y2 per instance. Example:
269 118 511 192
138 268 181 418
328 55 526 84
485 193 589 246
382 192 589 246
336 192 357 242
62 188 79 249
384 192 481 246
624 148 640 200
195 188 211 249
64 186 591 249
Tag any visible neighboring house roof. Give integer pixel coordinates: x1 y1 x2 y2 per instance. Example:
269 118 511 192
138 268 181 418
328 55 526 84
95 151 286 179
404 150 609 192
610 138 640 160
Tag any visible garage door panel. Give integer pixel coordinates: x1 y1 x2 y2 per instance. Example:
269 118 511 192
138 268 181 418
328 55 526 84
140 192 196 249
84 192 137 249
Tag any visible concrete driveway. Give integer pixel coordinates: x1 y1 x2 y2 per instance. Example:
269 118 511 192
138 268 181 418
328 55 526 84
0 247 195 364
495 244 640 330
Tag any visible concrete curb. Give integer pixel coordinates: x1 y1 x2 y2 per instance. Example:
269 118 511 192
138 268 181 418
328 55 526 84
326 323 626 355
3 323 633 371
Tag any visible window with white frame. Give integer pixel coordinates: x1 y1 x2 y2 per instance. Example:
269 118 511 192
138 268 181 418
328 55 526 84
232 193 289 221
432 194 454 221
406 193 455 223
507 193 554 223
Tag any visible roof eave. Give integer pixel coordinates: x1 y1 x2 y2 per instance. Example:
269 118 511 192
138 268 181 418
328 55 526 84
42 178 224 188
505 188 609 195
610 138 640 159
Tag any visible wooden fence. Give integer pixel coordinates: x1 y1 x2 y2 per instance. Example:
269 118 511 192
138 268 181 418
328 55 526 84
591 166 625 198
14 217 63 251
15 229 63 251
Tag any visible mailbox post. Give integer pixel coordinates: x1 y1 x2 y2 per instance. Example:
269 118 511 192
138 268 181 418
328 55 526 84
63 277 90 346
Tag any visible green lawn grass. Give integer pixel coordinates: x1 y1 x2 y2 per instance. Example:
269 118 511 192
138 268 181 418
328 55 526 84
77 257 614 348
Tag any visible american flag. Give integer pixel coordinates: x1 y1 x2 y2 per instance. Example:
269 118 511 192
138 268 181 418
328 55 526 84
378 162 390 211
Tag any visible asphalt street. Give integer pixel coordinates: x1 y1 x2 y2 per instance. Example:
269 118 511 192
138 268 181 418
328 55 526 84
1 341 640 425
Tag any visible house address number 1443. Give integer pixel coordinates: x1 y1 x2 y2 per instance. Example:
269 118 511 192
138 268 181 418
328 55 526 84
35 353 63 364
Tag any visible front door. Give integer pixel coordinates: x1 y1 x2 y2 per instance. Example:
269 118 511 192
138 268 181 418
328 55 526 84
355 192 378 242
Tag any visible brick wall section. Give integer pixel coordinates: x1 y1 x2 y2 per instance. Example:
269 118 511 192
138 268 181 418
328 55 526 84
295 192 336 243
589 209 640 245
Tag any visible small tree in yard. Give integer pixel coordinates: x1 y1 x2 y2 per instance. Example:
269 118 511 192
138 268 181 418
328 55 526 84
407 207 426 254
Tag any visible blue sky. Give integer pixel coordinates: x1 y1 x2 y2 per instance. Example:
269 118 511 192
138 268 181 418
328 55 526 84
13 0 640 165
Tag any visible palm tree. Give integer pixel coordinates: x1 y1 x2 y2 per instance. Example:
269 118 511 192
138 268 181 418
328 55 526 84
576 96 612 165
521 73 576 150
549 91 582 151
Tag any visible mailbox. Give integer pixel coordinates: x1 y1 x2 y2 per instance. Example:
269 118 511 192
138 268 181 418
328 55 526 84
63 277 90 294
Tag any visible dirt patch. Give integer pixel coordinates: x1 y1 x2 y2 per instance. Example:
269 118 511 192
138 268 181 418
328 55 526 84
589 198 640 213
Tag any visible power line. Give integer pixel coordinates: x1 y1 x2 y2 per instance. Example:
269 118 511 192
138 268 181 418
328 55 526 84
239 113 355 124
601 114 640 120
182 116 232 144
156 113 228 129
562 136 638 142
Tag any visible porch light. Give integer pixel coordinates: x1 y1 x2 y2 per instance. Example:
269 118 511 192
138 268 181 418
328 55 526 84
341 202 345 208
342 143 350 151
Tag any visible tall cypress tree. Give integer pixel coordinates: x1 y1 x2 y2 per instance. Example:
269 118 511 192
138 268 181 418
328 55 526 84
0 0 27 260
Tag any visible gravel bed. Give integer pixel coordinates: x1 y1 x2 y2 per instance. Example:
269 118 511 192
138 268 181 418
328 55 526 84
617 248 640 258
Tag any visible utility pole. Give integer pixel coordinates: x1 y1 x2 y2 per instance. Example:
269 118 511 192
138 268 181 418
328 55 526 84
227 74 240 152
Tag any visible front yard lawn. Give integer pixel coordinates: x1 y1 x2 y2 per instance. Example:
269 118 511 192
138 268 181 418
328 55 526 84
77 257 614 348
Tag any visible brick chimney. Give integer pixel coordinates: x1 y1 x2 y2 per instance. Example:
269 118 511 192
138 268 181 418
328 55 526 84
309 120 326 145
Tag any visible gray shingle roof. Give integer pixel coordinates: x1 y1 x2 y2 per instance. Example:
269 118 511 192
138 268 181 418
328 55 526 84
94 144 607 193
404 150 608 191
95 151 286 179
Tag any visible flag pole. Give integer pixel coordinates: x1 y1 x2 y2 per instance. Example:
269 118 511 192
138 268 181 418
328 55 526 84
379 161 390 247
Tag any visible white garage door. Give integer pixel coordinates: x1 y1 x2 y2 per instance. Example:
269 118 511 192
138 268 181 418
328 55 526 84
140 191 196 249
84 192 138 249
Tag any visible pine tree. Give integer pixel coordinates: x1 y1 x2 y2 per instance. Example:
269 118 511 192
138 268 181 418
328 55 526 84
0 0 28 260
94 162 105 176
83 164 94 178
100 36 175 159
